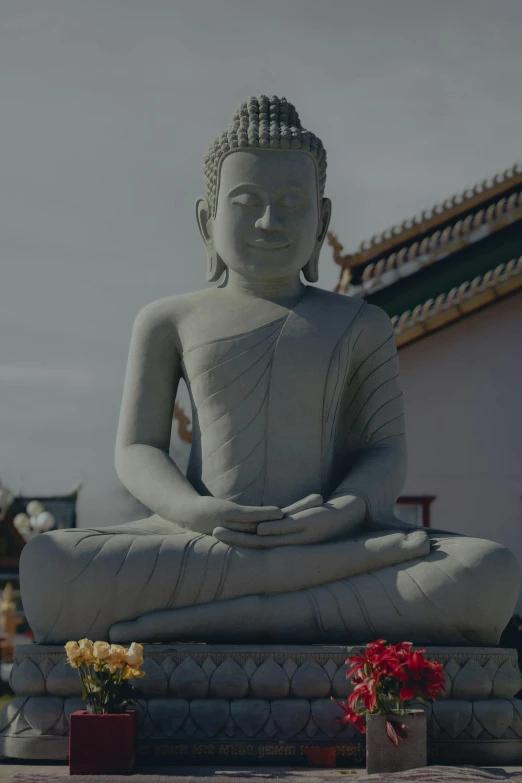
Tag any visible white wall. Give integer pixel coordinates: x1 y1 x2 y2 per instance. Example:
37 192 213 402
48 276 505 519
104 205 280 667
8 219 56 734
398 292 522 610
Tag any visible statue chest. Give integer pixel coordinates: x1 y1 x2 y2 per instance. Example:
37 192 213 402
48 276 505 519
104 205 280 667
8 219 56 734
180 289 362 507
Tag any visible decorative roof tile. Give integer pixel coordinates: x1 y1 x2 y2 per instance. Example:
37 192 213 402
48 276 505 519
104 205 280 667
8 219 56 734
334 185 522 297
331 163 522 275
391 255 522 348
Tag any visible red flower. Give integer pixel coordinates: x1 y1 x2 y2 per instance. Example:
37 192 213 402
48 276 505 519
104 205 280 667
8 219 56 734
348 680 378 712
331 698 366 734
386 718 407 746
343 640 444 719
391 650 445 701
393 641 413 658
345 639 403 682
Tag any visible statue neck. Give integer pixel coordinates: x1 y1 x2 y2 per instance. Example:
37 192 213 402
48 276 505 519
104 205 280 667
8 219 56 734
222 268 307 308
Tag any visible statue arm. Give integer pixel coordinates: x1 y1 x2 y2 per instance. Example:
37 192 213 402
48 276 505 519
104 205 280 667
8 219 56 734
115 300 202 525
328 303 407 528
115 300 283 531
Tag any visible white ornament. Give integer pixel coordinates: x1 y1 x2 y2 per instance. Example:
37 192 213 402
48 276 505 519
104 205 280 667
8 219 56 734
26 500 44 517
31 512 56 533
14 513 33 541
13 513 31 532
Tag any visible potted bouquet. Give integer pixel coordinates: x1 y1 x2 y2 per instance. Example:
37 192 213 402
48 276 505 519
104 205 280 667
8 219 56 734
333 639 445 774
65 638 145 775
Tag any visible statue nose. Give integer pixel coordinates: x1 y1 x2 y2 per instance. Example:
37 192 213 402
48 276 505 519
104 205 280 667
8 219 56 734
255 204 283 231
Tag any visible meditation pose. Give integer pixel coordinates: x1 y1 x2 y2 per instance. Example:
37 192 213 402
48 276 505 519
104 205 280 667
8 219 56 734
21 96 518 647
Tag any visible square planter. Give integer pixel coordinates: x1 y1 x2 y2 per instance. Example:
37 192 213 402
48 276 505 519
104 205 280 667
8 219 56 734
366 711 427 775
69 710 136 775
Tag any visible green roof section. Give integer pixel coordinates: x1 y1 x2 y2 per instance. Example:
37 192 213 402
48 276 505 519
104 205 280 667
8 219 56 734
365 219 522 318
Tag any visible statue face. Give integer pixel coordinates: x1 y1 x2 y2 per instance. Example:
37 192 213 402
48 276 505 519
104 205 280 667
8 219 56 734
212 149 320 281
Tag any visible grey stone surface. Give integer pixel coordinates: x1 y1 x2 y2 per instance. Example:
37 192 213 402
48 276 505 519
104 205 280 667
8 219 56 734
1 644 522 764
18 94 519 648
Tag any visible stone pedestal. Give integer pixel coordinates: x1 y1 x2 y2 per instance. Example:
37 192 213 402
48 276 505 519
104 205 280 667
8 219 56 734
1 644 521 765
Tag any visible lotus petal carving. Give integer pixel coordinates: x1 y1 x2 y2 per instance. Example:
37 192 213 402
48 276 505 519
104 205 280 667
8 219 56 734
190 699 230 737
170 657 208 699
452 660 492 701
250 659 289 699
271 698 310 737
210 658 248 699
474 699 514 739
24 697 64 736
291 661 330 699
433 700 472 739
230 699 270 737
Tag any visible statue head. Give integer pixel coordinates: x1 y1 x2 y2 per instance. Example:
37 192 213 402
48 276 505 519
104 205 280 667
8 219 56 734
197 95 331 284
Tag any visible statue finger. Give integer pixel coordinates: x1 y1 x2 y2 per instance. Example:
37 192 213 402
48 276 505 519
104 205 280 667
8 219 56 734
219 520 259 533
257 519 304 536
232 504 283 522
281 494 323 516
249 532 308 547
212 526 269 548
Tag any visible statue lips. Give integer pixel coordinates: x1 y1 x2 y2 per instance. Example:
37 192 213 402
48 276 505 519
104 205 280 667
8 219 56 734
247 240 290 251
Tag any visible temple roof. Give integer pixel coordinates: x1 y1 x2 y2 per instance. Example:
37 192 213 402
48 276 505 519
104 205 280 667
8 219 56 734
392 254 522 348
331 163 522 279
330 163 522 347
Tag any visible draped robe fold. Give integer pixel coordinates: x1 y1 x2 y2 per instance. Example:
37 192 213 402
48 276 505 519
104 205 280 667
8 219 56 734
20 287 518 646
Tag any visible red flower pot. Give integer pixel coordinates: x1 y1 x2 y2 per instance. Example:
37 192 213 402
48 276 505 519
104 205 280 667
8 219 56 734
304 746 337 768
69 710 136 775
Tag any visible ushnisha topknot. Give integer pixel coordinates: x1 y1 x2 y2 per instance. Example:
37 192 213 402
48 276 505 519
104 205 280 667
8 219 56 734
204 95 327 215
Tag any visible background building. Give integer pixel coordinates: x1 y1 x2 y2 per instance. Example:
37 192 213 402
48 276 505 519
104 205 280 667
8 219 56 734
330 164 522 610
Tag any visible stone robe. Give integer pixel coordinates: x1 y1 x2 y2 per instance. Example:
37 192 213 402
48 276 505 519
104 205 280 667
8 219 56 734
20 288 518 646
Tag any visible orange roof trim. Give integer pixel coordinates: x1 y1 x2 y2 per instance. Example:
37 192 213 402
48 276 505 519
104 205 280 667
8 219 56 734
330 163 522 272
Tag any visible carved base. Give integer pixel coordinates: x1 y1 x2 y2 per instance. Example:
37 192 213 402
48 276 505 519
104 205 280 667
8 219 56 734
1 644 522 765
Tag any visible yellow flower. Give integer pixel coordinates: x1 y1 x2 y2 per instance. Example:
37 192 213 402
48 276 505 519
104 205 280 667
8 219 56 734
104 661 120 676
122 664 145 680
92 641 111 661
65 641 82 663
124 642 144 667
78 639 93 663
107 644 127 669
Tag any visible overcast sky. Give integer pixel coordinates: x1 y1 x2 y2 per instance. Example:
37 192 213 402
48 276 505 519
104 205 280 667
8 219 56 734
1 0 521 527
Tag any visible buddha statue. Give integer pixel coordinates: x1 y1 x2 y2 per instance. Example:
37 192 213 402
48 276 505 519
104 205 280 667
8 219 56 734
20 95 519 648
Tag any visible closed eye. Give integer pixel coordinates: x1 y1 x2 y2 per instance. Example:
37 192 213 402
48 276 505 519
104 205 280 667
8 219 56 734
231 193 261 208
279 192 307 209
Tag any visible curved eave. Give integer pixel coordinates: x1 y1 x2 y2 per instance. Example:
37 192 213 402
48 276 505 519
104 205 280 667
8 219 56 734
344 163 522 269
391 257 522 349
339 189 522 297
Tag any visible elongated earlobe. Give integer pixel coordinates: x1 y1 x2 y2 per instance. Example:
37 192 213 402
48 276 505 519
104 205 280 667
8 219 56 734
206 250 226 282
197 197 226 282
302 248 320 283
303 197 331 283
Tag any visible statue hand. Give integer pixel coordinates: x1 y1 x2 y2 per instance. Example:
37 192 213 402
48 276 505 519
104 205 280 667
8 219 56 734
213 494 365 548
187 496 283 536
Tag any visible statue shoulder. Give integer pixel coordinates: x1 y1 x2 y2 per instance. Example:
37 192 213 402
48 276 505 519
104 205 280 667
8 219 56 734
132 291 207 348
308 287 388 328
353 302 396 355
357 301 394 333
